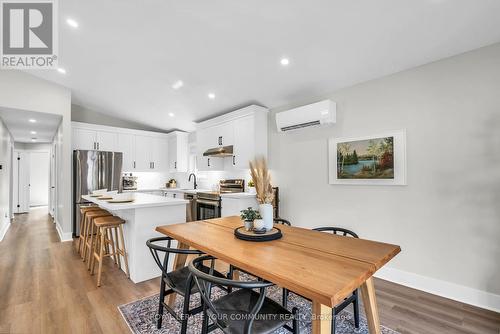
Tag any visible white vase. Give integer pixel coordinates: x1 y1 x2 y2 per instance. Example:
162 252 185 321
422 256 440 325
259 203 273 231
253 219 265 230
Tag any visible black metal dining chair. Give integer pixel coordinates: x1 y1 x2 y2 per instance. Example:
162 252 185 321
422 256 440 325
147 236 227 333
189 255 300 334
282 227 360 333
274 218 291 226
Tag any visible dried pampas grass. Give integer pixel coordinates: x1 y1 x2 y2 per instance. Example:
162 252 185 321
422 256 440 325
249 157 274 204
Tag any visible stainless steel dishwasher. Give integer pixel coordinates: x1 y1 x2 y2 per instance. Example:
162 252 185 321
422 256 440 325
184 193 197 222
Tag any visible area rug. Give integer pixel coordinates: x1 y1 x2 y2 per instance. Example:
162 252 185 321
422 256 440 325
119 283 399 334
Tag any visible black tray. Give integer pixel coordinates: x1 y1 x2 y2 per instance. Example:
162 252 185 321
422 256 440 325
234 226 282 242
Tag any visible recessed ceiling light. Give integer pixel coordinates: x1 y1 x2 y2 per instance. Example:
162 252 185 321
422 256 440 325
30 131 37 135
66 18 79 28
172 80 183 90
29 119 37 123
280 58 290 66
57 67 66 74
208 93 216 100
168 112 175 117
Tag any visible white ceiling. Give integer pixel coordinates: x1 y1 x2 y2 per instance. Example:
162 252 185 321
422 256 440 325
0 108 62 143
28 0 500 132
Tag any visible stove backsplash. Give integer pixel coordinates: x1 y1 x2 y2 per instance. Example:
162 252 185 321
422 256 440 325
171 170 252 191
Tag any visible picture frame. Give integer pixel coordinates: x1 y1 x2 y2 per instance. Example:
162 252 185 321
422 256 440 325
328 129 407 185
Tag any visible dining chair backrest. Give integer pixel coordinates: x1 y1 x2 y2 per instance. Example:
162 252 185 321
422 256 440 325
146 236 204 288
274 218 291 226
189 255 274 333
313 227 359 238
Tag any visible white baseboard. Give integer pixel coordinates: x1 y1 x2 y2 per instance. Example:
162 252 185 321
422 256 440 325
55 220 73 242
375 266 500 313
0 221 11 242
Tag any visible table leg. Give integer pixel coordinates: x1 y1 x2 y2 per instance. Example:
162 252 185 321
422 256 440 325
360 277 381 334
312 302 332 334
167 242 190 308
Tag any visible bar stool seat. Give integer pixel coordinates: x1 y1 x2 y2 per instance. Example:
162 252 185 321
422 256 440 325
78 206 102 255
91 216 129 287
83 210 112 266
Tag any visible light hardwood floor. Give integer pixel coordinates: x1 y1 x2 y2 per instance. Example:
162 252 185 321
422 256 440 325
0 208 498 334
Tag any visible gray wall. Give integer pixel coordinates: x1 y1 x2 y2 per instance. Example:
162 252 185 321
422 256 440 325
72 104 167 133
269 43 500 296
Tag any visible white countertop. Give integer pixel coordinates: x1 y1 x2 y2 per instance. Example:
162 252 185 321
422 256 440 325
83 193 188 210
123 188 212 194
220 192 257 199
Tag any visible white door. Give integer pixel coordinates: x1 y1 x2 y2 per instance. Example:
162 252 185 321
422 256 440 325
134 135 153 170
117 133 136 171
96 131 118 151
13 151 30 213
233 115 255 169
29 152 49 207
72 128 96 150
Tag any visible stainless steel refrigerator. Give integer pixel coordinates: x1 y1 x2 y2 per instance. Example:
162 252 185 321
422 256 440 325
73 150 123 237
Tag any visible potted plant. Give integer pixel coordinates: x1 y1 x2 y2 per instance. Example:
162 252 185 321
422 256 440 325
240 207 259 231
249 157 275 231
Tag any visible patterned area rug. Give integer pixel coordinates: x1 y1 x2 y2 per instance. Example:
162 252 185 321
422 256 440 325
119 283 399 334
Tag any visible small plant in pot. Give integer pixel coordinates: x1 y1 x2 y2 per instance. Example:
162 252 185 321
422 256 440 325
240 207 259 231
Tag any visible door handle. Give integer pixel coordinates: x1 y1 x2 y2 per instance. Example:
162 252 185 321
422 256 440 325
97 142 100 150
221 136 223 145
152 162 155 169
233 155 235 166
174 161 177 169
133 161 136 169
208 158 210 167
93 142 96 150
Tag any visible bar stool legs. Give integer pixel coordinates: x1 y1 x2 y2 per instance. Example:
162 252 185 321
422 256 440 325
91 217 130 287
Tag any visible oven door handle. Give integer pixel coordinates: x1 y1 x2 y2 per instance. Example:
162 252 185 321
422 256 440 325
196 199 221 207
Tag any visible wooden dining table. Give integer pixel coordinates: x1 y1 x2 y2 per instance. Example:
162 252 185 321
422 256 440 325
156 216 401 334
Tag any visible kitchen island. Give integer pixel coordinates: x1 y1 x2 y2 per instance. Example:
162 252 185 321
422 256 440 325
82 193 188 283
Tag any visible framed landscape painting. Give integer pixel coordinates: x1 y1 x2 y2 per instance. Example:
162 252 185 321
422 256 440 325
328 130 406 185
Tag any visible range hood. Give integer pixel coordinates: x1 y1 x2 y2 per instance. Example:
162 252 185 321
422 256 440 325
203 145 234 157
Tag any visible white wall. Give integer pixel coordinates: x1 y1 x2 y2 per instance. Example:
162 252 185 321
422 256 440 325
0 71 72 240
0 118 13 241
268 43 500 309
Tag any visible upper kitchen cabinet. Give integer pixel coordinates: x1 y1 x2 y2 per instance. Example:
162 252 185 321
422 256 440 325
195 105 268 171
72 126 117 151
72 122 169 172
167 131 189 172
117 133 136 171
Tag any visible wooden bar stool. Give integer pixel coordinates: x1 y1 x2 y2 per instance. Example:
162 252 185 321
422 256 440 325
90 216 129 287
78 206 101 255
83 210 112 267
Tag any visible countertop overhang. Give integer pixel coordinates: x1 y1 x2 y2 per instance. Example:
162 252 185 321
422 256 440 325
82 193 188 211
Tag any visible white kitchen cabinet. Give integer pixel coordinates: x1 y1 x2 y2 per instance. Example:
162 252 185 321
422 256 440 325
72 128 117 151
168 132 189 172
197 156 224 171
151 137 168 171
211 122 234 147
72 127 96 150
134 135 153 170
117 133 136 171
95 131 117 151
232 115 254 169
72 122 169 172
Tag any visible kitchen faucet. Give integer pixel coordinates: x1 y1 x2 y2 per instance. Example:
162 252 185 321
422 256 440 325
188 173 197 189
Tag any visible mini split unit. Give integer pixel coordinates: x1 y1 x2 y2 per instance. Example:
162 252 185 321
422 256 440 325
275 99 336 132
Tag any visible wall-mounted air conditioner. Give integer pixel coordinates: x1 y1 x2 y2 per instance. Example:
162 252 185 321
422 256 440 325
275 99 336 132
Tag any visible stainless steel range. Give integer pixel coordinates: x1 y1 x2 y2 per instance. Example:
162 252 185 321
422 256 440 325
196 179 245 220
